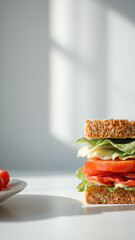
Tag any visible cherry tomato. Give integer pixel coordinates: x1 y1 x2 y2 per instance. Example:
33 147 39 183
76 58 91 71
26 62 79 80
0 177 4 191
0 170 10 187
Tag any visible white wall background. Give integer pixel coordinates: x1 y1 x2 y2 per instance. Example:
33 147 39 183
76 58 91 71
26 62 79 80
0 0 135 170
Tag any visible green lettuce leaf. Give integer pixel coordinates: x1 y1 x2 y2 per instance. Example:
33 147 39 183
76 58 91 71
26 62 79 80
77 180 87 192
76 168 97 191
76 168 86 180
77 180 97 192
106 186 119 192
74 137 135 160
124 187 135 191
78 145 135 160
106 186 135 192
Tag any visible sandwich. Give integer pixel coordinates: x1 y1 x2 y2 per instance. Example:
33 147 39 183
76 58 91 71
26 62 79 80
74 119 135 204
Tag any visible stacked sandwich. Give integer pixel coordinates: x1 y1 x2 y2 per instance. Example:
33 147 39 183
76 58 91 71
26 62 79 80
74 119 135 204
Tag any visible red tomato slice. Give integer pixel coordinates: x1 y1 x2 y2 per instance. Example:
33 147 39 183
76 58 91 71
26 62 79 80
0 170 10 187
0 177 4 191
116 179 135 186
85 159 135 172
82 166 135 179
87 176 112 184
81 166 110 176
120 173 135 179
86 174 135 187
87 175 124 185
81 166 117 177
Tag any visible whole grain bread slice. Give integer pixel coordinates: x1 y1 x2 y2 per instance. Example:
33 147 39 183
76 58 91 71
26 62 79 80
85 119 135 139
85 186 135 204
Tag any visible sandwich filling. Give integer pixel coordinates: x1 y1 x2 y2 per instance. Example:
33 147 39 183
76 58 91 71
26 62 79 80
74 137 135 192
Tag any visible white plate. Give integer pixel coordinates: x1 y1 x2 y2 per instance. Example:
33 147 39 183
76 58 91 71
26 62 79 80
0 179 27 203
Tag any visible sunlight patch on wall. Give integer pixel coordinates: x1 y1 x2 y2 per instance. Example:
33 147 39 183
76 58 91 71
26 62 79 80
48 0 75 145
49 47 73 145
74 0 106 63
48 0 109 144
107 9 135 119
49 0 74 50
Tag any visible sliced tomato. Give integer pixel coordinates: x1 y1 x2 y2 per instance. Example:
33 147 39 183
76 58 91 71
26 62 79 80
81 166 111 176
87 175 124 185
85 159 135 172
86 175 135 187
116 179 135 186
82 166 135 178
120 173 135 179
87 176 112 184
81 166 118 177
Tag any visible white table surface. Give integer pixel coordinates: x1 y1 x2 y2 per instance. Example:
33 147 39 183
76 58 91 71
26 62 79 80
1 171 135 240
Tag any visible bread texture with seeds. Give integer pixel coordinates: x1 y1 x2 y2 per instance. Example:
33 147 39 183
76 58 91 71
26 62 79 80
85 119 135 139
85 186 135 204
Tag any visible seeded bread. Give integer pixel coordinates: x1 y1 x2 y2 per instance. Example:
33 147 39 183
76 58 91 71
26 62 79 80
85 119 135 139
85 186 135 204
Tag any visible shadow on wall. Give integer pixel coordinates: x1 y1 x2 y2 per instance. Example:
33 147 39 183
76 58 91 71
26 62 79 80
1 0 135 170
101 0 135 23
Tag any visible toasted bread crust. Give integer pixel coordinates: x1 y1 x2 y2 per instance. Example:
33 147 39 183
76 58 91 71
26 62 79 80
85 119 135 138
85 186 135 204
